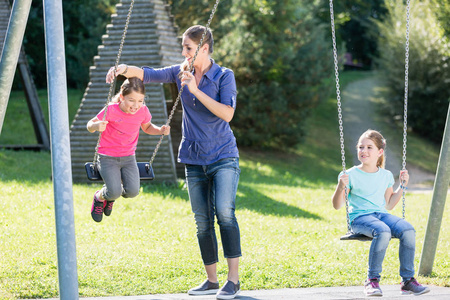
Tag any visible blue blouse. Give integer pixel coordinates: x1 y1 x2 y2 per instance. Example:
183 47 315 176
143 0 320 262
142 60 239 165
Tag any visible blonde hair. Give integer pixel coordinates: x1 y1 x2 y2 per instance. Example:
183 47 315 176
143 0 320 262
357 129 387 168
111 77 145 103
179 25 214 77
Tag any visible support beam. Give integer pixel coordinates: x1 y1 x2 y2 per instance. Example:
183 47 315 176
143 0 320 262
43 0 79 298
419 103 450 276
0 0 32 134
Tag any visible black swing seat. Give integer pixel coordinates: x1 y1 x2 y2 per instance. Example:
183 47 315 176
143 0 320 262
85 162 155 181
340 232 373 241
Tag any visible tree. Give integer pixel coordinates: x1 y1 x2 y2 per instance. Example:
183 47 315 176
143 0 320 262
168 0 333 148
22 0 116 89
376 0 450 143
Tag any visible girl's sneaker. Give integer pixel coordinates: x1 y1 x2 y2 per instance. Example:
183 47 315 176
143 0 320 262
401 278 430 295
91 192 106 222
104 200 115 216
364 278 383 297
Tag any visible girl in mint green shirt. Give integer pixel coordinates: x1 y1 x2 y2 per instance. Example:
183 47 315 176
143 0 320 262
332 129 429 297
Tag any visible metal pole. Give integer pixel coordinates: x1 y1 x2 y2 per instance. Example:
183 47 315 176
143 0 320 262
0 0 32 134
43 0 79 298
418 102 450 276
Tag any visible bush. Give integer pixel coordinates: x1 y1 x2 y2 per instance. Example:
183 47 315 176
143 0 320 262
22 0 115 89
214 1 333 148
375 0 450 143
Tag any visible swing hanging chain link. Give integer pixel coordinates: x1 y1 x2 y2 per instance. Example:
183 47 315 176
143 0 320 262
93 0 136 166
329 0 351 232
148 0 221 167
401 0 411 220
329 0 410 229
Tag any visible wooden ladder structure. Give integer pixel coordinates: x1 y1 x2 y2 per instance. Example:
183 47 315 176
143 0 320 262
70 0 182 183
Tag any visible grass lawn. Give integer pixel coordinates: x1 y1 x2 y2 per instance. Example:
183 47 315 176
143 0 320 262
0 72 449 299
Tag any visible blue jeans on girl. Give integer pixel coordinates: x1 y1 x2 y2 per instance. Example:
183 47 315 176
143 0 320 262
351 212 416 281
185 157 241 265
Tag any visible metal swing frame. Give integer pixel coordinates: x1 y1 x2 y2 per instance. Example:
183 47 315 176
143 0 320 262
328 0 411 241
86 0 221 181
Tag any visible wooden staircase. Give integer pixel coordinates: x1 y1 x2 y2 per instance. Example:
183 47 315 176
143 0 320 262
70 0 182 183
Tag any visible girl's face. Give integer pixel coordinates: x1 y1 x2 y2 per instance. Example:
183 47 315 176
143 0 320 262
181 36 208 66
119 90 145 114
357 138 383 165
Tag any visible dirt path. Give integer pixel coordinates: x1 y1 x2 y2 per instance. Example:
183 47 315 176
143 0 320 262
341 76 435 191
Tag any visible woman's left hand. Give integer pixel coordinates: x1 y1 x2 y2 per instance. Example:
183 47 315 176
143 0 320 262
399 169 409 187
181 71 198 94
160 125 170 135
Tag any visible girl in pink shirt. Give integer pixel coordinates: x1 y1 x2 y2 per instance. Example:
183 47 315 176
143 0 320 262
87 77 170 222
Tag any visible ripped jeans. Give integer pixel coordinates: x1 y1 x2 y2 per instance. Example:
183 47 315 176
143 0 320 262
351 212 416 281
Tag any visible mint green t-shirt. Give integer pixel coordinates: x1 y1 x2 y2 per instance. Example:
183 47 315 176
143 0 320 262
339 166 395 224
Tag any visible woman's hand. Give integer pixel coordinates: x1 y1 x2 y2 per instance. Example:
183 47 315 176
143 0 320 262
399 170 409 187
180 71 198 94
160 125 171 135
106 64 128 83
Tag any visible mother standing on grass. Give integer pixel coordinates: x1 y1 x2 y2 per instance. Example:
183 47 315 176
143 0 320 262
106 25 242 300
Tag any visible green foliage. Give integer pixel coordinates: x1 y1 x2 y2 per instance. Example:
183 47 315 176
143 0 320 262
169 0 334 148
217 1 332 148
23 0 116 89
375 0 450 143
317 0 388 67
432 0 450 38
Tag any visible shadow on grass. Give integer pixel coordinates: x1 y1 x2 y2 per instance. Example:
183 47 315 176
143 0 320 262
237 184 322 219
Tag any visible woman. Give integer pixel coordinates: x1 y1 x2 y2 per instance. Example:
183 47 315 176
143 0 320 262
106 25 241 299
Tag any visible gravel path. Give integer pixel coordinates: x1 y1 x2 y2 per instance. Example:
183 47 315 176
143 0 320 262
341 77 435 191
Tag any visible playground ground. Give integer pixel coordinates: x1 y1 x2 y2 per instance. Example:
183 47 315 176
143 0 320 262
41 285 450 299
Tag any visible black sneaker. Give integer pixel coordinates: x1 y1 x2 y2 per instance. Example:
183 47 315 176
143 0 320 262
216 280 240 300
401 278 430 295
104 200 115 216
188 279 219 295
91 194 105 222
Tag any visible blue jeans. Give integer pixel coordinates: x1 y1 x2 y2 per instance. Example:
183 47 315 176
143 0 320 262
351 212 416 281
98 154 140 201
185 157 241 265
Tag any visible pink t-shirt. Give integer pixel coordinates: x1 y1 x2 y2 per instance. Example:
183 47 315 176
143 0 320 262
96 103 152 157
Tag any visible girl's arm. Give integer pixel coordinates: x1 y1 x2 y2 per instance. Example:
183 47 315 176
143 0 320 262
106 64 144 83
385 170 409 210
141 122 170 136
332 174 349 210
181 71 235 122
87 117 108 133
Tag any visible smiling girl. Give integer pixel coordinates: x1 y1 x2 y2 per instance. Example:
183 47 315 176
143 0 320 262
87 77 170 223
332 129 429 297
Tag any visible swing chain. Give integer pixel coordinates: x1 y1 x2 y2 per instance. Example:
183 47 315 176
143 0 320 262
148 0 221 167
93 0 135 166
401 0 411 220
329 0 351 232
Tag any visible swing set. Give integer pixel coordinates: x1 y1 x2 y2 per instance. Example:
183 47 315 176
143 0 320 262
329 0 411 241
85 0 221 181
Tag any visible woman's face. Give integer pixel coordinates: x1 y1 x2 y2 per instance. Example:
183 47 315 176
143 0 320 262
119 90 145 114
181 36 208 65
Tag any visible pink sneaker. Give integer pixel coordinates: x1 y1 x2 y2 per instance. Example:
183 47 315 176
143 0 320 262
401 278 430 295
91 192 106 222
364 278 382 297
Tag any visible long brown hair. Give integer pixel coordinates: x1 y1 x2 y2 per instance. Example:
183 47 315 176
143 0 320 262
111 77 145 103
357 129 387 168
179 25 214 77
